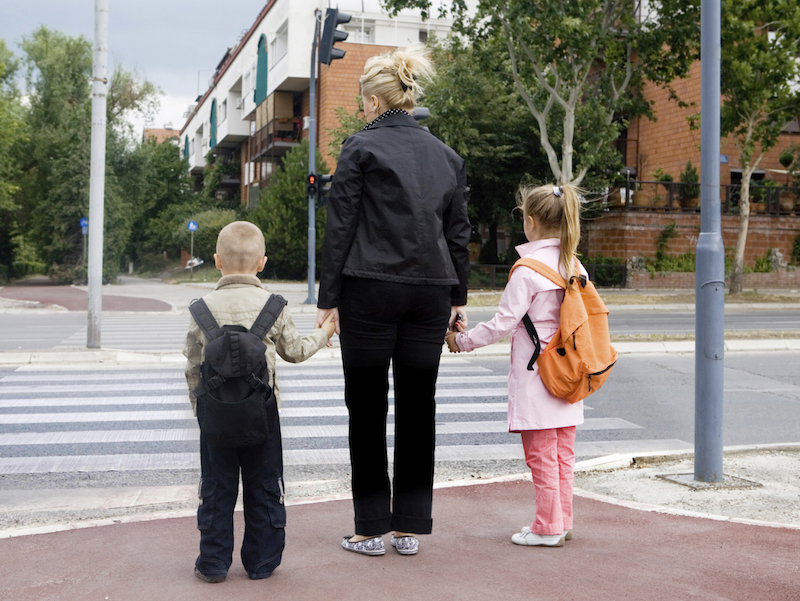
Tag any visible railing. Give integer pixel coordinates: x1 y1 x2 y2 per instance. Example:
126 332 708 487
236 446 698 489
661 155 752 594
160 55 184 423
249 118 303 160
469 263 627 289
604 181 800 215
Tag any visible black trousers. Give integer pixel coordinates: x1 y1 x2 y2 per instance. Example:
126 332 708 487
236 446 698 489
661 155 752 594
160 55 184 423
339 277 451 536
196 412 285 579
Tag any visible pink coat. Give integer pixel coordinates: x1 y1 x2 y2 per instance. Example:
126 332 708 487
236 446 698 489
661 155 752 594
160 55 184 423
456 239 585 432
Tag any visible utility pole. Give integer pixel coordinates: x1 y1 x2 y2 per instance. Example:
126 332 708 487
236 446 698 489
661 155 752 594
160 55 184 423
305 11 321 305
87 0 108 348
695 0 725 482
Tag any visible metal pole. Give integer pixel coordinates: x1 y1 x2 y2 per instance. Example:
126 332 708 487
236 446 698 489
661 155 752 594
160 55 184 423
189 230 194 281
695 0 725 482
87 0 108 349
305 11 321 305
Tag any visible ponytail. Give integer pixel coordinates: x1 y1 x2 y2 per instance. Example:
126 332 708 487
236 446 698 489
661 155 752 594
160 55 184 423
517 183 583 285
360 44 434 112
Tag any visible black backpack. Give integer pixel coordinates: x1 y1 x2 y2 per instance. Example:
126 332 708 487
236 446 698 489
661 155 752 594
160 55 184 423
188 294 287 448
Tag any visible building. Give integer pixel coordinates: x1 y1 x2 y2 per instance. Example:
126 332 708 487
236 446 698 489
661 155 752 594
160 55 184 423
142 124 180 145
179 0 453 207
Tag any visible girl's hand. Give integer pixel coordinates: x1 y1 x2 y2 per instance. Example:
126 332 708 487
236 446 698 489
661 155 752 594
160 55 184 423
445 331 461 353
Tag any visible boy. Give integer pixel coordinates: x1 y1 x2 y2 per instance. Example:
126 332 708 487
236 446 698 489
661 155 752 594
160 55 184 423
184 221 335 583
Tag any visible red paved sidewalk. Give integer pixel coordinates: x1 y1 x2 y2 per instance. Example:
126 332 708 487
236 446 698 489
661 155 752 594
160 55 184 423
1 480 796 601
0 281 171 312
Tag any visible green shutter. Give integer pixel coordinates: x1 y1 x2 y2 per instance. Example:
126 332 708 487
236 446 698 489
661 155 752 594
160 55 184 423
184 135 189 158
210 99 217 149
256 34 268 105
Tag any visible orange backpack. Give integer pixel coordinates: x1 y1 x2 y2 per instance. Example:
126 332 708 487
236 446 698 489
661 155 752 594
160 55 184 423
509 258 617 404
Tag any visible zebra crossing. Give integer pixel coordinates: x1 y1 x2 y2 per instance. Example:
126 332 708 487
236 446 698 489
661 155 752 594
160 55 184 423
53 312 321 351
0 358 691 478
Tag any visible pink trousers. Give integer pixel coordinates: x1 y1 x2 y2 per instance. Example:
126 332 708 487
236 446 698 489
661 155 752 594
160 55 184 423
520 426 576 536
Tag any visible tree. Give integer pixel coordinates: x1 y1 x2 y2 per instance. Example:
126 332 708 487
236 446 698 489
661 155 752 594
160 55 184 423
251 140 328 279
720 1 800 294
14 27 160 283
424 37 550 262
382 0 701 185
327 97 366 162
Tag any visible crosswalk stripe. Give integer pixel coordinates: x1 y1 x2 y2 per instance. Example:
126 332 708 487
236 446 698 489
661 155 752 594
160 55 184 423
0 418 637 446
0 439 693 474
280 388 509 401
0 396 187 408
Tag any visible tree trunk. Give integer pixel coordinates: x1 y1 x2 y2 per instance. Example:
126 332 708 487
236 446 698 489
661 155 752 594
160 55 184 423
729 166 754 294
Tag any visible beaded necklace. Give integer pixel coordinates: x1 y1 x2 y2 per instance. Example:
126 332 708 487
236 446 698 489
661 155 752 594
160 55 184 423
361 108 409 131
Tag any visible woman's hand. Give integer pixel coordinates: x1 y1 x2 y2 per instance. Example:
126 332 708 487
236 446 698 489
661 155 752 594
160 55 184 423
448 306 467 332
315 308 341 336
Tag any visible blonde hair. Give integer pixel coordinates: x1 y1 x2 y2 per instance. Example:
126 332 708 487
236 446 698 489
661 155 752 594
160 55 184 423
516 184 582 284
360 44 434 112
216 221 266 273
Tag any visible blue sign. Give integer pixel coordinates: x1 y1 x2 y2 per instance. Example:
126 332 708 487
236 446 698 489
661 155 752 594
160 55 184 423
720 154 729 164
79 217 88 227
187 221 198 232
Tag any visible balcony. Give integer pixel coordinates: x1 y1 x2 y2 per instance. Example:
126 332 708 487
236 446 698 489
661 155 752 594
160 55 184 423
249 118 303 161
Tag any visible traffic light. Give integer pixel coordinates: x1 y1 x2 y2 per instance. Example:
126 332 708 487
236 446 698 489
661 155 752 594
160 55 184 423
307 174 318 197
319 8 351 65
317 174 333 206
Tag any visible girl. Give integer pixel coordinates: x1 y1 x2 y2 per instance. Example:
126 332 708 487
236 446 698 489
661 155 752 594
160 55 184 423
446 183 585 547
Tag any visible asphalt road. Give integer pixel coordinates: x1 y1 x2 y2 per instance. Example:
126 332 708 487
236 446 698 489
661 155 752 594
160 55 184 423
2 309 800 352
1 352 798 497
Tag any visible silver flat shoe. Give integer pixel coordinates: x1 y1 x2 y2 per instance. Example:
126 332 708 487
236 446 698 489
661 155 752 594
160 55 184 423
341 535 385 556
390 534 419 555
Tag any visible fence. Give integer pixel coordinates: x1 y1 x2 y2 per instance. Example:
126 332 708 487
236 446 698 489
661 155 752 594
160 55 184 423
604 181 800 215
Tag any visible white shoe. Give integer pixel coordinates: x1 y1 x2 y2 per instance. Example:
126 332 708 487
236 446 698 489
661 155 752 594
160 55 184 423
521 526 573 541
390 534 419 555
512 530 566 547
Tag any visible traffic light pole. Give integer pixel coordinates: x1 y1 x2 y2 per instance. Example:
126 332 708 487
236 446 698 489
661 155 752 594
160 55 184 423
305 11 320 305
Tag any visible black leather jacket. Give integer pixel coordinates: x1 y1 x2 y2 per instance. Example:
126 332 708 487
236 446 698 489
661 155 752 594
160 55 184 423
318 112 470 309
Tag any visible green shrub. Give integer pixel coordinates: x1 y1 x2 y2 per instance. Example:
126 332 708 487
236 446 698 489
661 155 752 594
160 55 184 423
678 161 700 199
793 234 800 266
175 209 238 263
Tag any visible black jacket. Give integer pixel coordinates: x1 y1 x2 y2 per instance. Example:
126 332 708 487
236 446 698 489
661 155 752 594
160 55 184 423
318 112 470 308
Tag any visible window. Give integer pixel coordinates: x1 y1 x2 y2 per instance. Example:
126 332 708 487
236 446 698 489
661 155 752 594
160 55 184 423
271 21 288 67
256 35 268 104
244 71 250 95
219 99 227 124
345 24 372 43
419 30 428 43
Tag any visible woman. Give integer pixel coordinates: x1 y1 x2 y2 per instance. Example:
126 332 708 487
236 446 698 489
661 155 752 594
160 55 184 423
315 45 470 556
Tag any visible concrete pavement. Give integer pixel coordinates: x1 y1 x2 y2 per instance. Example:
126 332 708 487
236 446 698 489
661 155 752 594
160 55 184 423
1 276 799 599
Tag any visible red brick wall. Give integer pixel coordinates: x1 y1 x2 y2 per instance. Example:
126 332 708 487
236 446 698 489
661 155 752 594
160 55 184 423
584 211 800 266
318 42 396 172
629 61 800 186
629 270 800 290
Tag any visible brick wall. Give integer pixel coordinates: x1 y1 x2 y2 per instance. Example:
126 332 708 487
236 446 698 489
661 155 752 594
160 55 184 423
584 211 800 265
629 270 800 290
318 42 396 172
629 61 800 185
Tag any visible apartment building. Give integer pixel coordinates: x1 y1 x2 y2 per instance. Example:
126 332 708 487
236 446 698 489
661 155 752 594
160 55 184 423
179 0 453 207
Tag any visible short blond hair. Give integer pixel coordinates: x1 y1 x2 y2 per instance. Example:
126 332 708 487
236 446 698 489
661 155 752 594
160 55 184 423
215 221 265 273
360 44 434 112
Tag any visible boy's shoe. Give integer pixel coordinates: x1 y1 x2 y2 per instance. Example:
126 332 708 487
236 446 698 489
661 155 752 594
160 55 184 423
390 534 419 555
341 535 385 556
194 567 226 583
511 530 566 547
521 525 573 541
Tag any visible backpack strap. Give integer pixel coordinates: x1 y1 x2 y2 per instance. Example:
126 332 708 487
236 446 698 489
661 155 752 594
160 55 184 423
189 298 221 340
521 314 541 371
249 294 288 340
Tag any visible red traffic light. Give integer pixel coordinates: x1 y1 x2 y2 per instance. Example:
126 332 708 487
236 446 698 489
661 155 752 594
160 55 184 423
308 174 316 185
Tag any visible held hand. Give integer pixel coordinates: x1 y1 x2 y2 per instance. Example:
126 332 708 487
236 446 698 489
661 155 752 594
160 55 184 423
449 306 467 332
316 308 341 336
445 331 461 353
320 313 336 340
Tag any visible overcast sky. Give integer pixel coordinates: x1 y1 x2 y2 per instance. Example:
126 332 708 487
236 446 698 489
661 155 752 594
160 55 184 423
1 1 425 133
